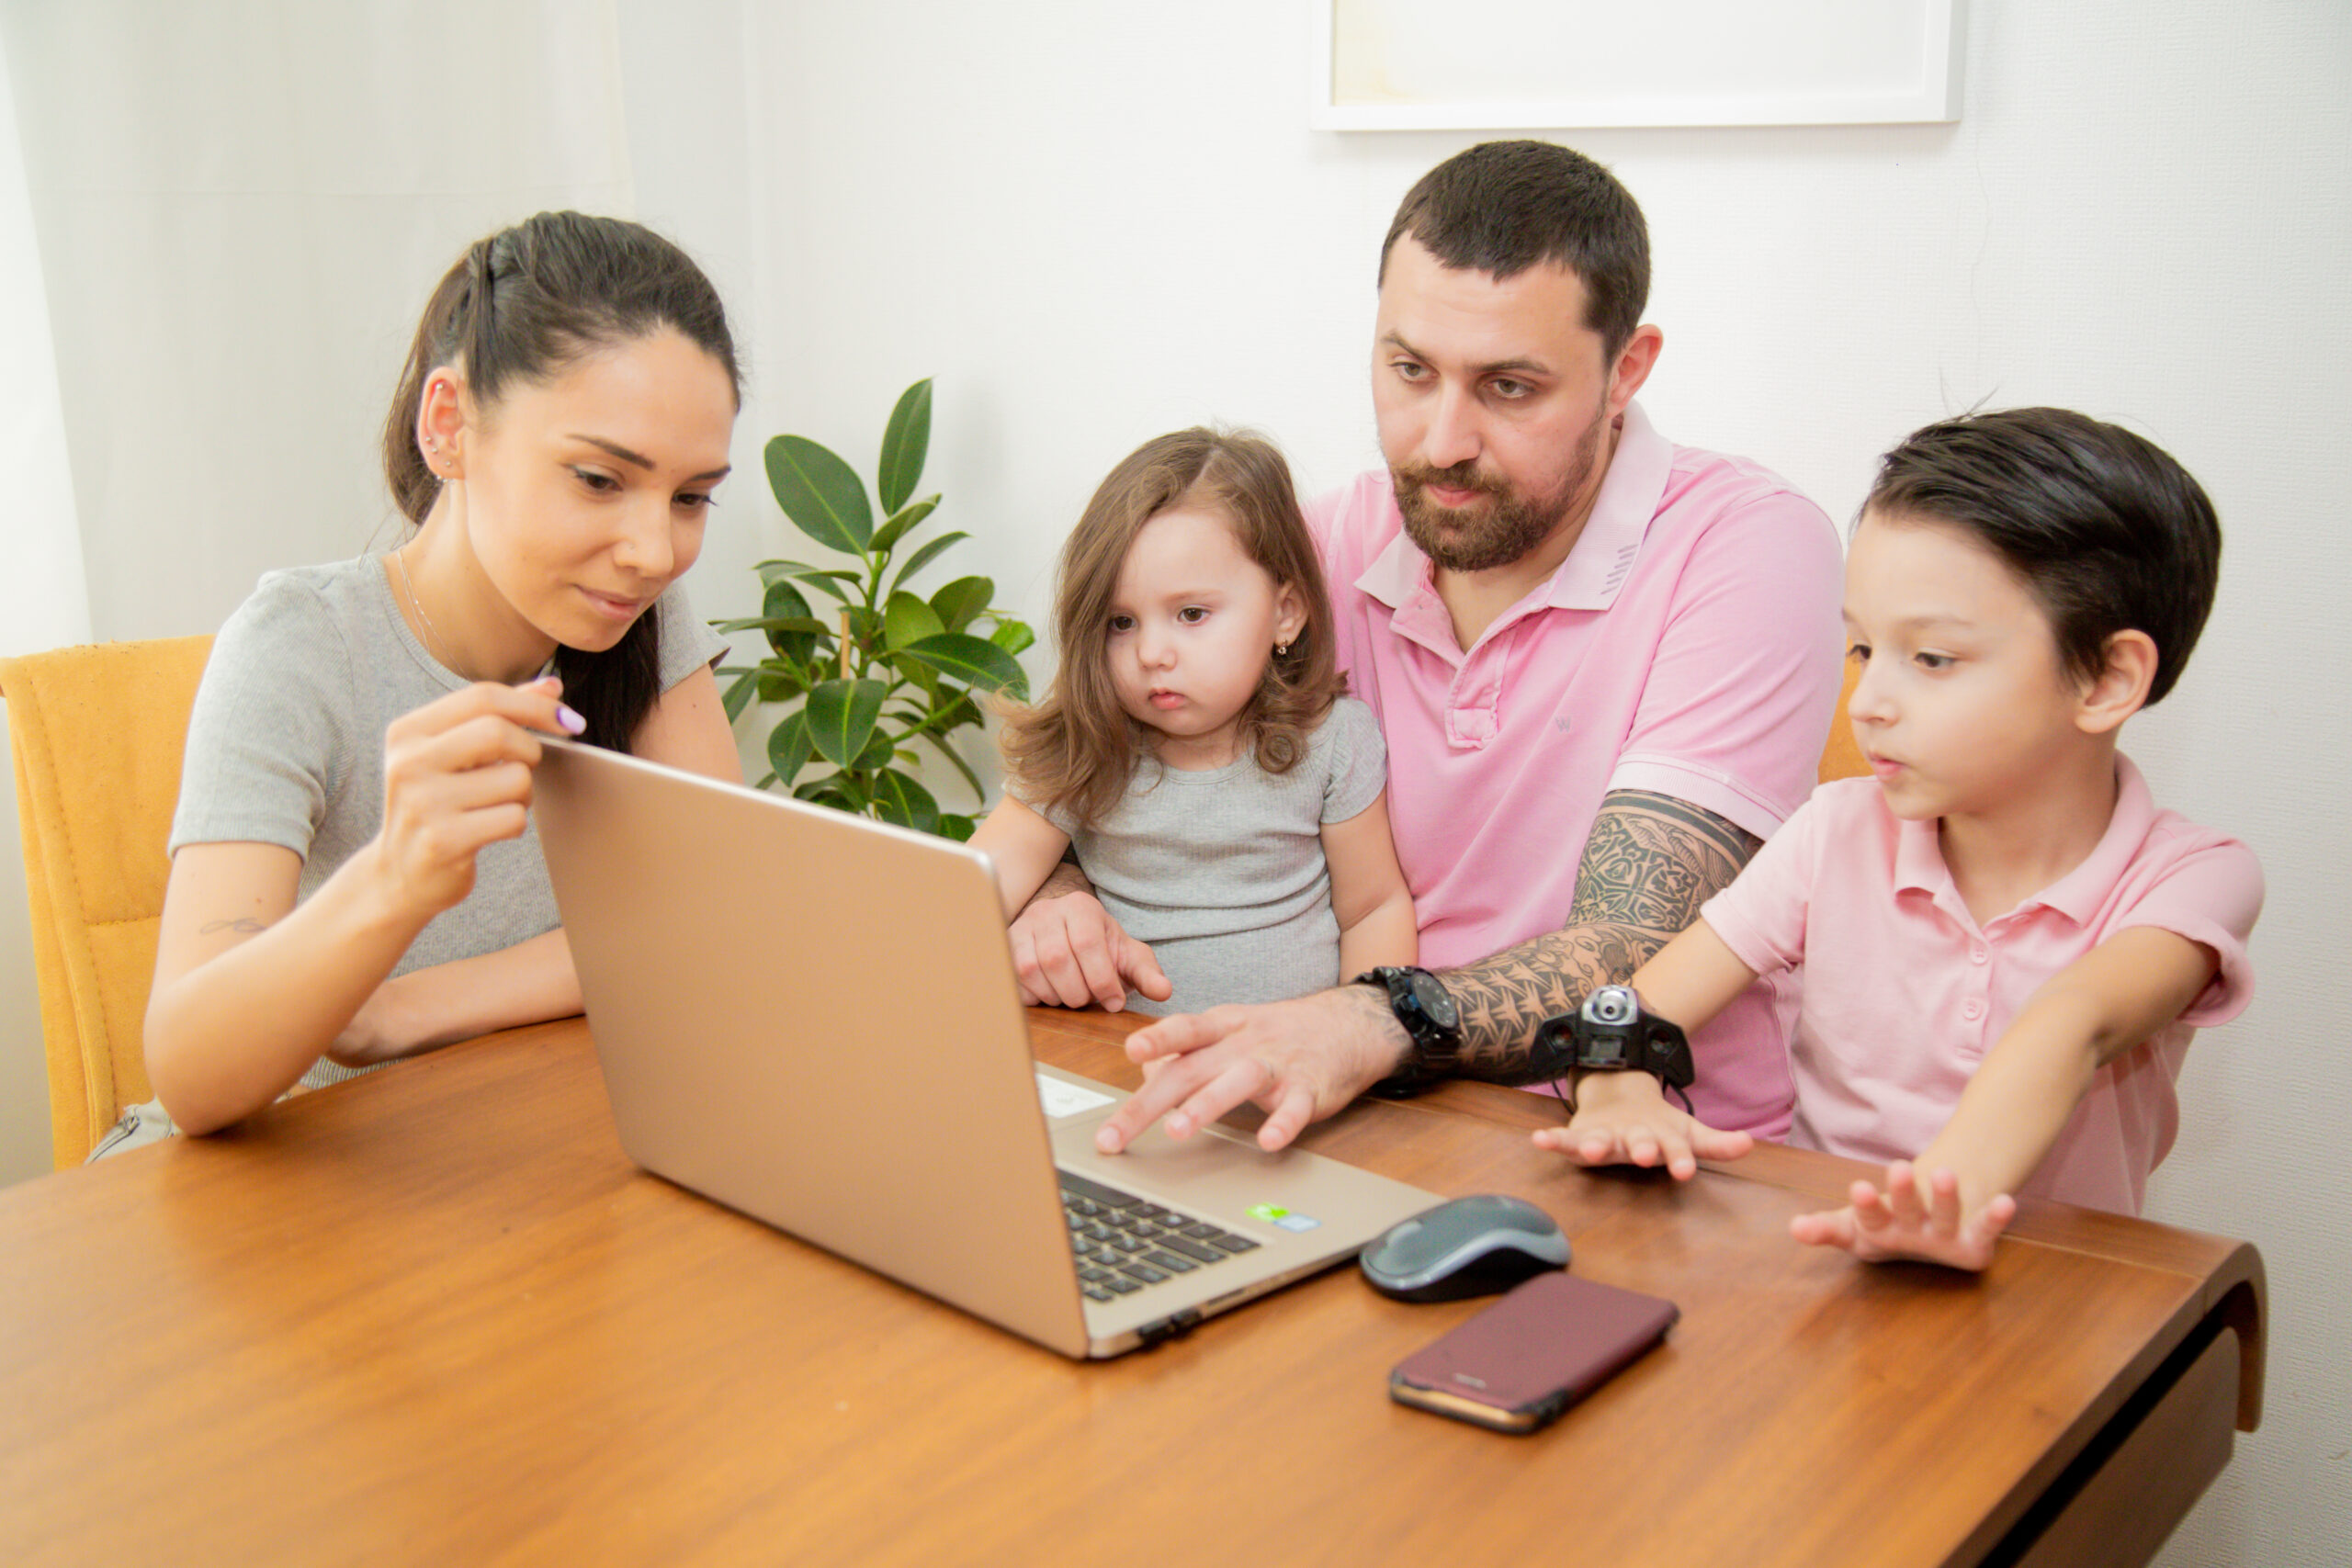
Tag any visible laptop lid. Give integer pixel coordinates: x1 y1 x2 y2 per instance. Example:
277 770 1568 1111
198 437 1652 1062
533 738 1435 1358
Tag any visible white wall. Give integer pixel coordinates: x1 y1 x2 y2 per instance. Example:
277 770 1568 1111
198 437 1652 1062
1 2 2342 1561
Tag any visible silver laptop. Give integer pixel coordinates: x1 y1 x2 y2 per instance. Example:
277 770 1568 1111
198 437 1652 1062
533 737 1438 1359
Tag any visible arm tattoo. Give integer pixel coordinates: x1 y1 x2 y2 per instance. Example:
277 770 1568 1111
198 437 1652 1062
1439 791 1761 1082
198 917 272 936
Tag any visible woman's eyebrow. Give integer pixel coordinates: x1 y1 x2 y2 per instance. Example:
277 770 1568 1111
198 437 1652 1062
569 433 730 483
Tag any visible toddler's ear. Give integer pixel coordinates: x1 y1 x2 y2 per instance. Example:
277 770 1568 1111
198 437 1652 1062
1273 581 1308 647
2076 629 2157 735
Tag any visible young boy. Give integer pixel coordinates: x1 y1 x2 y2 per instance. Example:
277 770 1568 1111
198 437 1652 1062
1536 408 2263 1270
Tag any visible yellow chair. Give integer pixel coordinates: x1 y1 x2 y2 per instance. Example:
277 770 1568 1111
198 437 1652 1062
1 636 212 1167
1818 652 1868 784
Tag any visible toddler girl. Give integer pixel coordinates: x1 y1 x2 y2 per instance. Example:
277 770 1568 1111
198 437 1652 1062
973 427 1415 1014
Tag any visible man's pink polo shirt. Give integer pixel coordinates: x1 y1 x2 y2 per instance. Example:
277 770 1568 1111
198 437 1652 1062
1311 401 1844 1137
1700 761 2263 1213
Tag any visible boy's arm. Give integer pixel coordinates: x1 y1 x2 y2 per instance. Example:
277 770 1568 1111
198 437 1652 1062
1532 917 1761 1179
1323 790 1417 976
1793 924 2222 1269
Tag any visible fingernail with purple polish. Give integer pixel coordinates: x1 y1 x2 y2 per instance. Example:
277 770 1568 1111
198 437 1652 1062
558 705 587 735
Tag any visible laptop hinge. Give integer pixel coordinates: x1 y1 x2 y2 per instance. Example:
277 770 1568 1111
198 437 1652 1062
1136 1308 1203 1348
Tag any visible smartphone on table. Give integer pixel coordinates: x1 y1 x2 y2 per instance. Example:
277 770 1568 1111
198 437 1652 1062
1388 1270 1678 1434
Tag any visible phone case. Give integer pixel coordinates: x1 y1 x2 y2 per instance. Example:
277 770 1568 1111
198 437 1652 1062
1388 1270 1679 1433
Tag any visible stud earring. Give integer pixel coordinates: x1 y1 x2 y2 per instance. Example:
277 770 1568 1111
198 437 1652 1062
1274 642 1290 658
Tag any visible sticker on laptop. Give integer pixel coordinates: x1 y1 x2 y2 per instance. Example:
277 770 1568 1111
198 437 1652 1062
1035 1071 1117 1120
1246 1202 1321 1232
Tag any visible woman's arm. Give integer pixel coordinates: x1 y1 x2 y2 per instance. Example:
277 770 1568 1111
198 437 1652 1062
148 679 581 1134
1322 789 1415 976
1791 925 2220 1269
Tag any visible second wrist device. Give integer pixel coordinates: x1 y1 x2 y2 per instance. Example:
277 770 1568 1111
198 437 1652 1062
1532 986 1696 1101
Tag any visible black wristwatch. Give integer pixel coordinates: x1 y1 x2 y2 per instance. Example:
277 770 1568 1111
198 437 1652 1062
1532 986 1696 1106
1355 966 1463 1098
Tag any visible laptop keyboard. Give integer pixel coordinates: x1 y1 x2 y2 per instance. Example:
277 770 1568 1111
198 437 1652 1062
1058 1170 1261 1303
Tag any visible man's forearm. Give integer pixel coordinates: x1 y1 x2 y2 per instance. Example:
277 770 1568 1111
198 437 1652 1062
1028 856 1094 906
1435 791 1762 1082
1438 921 1669 1080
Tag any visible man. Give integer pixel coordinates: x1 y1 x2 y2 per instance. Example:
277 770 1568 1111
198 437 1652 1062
1016 141 1843 1157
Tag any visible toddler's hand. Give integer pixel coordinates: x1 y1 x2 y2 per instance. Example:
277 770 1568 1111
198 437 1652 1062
1790 1160 2017 1271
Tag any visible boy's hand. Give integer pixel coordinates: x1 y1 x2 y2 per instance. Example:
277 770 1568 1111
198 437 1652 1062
1790 1160 2018 1271
1532 1070 1753 1181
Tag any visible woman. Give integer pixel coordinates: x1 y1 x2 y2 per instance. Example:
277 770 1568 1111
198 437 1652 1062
142 211 742 1138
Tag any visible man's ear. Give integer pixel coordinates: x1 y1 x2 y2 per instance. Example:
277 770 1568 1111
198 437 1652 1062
1605 324 1664 417
2076 629 2158 735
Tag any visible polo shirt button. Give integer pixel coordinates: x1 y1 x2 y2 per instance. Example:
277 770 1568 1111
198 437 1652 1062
1971 947 1988 964
1963 998 1984 1021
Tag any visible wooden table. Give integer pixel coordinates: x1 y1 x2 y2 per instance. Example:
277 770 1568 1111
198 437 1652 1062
1 1011 2263 1567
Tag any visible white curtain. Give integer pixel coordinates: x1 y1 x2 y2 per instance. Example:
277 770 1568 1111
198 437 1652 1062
0 18 93 1180
0 20 87 656
0 0 638 643
0 0 641 1179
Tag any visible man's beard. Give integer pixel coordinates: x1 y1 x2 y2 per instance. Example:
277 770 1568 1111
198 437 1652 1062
1392 408 1606 574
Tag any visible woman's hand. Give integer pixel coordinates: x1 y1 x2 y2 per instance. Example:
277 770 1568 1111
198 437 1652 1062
368 675 584 920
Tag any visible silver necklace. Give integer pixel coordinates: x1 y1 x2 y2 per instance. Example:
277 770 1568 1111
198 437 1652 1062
393 546 457 672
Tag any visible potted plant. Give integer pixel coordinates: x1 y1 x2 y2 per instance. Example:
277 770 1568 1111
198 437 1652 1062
715 378 1034 840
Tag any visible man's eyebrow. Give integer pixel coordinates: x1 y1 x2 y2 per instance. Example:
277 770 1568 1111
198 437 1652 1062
1377 331 1553 379
569 434 731 483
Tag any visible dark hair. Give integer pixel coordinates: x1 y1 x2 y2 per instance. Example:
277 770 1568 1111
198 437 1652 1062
1378 140 1650 357
1864 408 2222 705
380 211 741 750
999 427 1346 829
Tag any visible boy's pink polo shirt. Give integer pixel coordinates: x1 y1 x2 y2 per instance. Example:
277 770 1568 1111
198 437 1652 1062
1700 762 2263 1213
1311 402 1844 1137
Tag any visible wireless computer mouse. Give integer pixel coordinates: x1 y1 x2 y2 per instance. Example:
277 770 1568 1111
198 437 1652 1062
1359 1194 1571 1303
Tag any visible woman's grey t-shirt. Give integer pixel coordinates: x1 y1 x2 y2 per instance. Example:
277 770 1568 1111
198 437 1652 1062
169 556 727 1084
1018 696 1388 1015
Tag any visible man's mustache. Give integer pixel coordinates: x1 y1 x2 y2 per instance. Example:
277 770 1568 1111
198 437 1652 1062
1395 460 1504 500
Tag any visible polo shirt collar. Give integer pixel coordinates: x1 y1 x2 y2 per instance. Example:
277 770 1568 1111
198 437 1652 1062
1891 754 2155 926
1354 400 1674 615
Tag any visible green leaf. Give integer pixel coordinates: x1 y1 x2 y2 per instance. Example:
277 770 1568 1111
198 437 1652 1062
757 665 808 704
760 561 865 602
719 666 760 724
918 728 987 806
797 780 865 814
867 496 939 559
841 605 883 667
936 813 977 843
804 677 888 767
929 576 994 634
899 633 1028 698
765 708 816 789
883 590 947 650
877 379 933 514
868 768 940 834
989 618 1036 658
761 578 820 664
888 530 970 593
851 726 899 771
765 434 873 553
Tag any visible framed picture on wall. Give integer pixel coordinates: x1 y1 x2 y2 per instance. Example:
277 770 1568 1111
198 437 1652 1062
1311 0 1966 130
